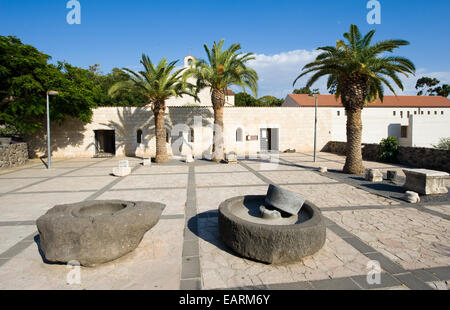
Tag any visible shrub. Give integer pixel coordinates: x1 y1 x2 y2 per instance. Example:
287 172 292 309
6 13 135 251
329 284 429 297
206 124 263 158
379 136 399 162
433 138 450 151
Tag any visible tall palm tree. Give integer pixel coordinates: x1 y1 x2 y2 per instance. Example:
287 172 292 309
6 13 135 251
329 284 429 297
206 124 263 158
184 40 258 162
109 54 197 163
293 24 415 174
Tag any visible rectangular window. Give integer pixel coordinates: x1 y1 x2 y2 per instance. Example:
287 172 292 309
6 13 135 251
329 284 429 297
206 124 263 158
435 111 438 115
421 111 424 115
442 111 444 115
393 111 396 116
400 111 403 118
337 111 340 116
428 111 431 115
407 111 410 117
401 126 408 138
413 111 416 115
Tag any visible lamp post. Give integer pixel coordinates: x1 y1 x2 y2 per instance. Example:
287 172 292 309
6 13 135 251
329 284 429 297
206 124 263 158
46 91 59 169
309 94 318 162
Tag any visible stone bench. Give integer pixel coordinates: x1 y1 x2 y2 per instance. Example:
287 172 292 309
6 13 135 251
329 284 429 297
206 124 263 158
403 169 449 195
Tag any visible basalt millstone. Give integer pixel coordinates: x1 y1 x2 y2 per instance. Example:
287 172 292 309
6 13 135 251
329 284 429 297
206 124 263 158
36 200 165 267
218 195 326 264
265 184 305 216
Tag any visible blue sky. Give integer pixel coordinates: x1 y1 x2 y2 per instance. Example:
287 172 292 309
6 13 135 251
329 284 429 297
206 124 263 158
1 0 449 97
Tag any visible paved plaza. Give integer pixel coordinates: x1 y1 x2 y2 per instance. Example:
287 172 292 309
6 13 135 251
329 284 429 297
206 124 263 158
0 152 449 290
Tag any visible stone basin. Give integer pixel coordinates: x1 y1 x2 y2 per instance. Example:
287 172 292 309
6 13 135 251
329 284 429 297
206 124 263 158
218 195 326 264
37 200 165 267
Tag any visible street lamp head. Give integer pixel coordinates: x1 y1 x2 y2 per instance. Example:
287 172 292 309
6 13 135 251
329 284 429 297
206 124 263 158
47 90 59 96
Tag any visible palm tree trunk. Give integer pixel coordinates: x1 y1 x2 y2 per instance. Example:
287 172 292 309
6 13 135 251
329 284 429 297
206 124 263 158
153 102 168 163
343 109 365 174
211 89 225 162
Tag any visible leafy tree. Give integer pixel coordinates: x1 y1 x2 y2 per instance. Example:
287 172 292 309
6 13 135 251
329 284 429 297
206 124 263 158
235 93 282 107
95 68 147 107
184 40 258 162
0 35 97 135
433 137 450 150
258 96 283 107
416 77 449 97
109 54 197 163
293 87 320 95
293 24 415 174
379 136 399 163
235 92 258 106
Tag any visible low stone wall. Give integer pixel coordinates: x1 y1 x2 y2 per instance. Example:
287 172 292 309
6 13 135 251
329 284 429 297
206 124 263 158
0 143 28 169
323 141 450 173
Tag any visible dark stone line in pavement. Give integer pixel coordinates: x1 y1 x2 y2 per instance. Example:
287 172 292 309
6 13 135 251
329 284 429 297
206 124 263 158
180 165 202 290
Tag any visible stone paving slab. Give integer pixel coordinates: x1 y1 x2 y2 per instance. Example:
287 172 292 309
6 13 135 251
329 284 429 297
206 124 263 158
17 176 115 193
259 170 339 184
244 162 309 171
195 172 266 187
0 178 48 193
0 192 95 221
111 174 188 190
195 164 248 173
133 165 189 175
285 184 399 208
97 188 187 216
0 226 38 254
426 205 450 216
0 219 184 290
196 186 268 213
324 208 450 270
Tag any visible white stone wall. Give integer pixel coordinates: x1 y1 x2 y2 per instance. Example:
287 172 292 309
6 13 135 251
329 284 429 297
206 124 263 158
409 113 450 148
330 107 450 147
27 107 332 158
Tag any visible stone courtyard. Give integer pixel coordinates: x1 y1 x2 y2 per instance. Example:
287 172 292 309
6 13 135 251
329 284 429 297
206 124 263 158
0 152 448 290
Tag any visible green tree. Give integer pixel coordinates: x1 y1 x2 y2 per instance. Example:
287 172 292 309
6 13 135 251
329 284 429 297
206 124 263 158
0 36 97 135
293 25 415 174
293 87 320 95
109 54 197 163
235 92 258 106
235 93 282 107
258 96 283 107
184 40 258 162
416 77 449 98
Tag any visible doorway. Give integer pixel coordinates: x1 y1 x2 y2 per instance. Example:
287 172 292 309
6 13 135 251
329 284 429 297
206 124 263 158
94 130 116 156
260 128 279 152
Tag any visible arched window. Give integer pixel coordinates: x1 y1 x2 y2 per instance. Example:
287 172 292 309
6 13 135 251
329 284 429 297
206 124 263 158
236 128 243 142
189 128 195 143
136 129 143 144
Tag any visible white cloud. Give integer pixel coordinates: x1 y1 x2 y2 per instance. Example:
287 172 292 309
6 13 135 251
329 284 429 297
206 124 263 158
236 49 450 98
243 49 322 98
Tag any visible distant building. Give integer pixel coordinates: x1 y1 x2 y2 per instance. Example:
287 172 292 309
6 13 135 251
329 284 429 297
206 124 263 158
283 94 450 148
164 56 235 107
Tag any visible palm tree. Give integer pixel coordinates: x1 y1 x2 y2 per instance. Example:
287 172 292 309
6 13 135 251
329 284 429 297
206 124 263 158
109 54 197 163
184 40 258 162
293 24 415 174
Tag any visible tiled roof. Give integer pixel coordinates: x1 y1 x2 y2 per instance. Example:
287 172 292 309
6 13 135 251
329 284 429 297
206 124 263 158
226 89 235 96
286 94 450 108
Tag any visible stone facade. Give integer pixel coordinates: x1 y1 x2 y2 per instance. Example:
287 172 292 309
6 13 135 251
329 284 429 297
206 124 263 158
324 141 450 173
0 143 28 169
26 107 333 159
